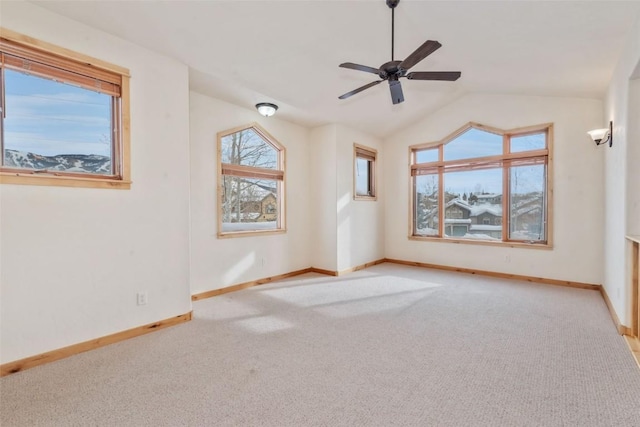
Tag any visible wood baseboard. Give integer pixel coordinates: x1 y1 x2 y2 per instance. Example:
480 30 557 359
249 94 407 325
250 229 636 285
309 267 338 276
383 258 600 291
191 268 313 301
599 286 633 336
0 311 192 377
193 260 388 301
311 259 386 277
624 335 640 369
337 259 386 275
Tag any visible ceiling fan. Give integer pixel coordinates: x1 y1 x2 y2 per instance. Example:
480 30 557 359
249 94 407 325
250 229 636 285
338 0 461 105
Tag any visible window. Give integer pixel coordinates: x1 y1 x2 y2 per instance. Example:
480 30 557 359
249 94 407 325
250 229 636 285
410 122 552 247
218 123 285 236
354 144 377 199
0 29 130 189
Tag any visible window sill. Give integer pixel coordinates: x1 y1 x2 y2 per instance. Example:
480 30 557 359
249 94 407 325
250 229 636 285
354 195 377 201
218 229 286 239
0 172 131 190
408 235 552 250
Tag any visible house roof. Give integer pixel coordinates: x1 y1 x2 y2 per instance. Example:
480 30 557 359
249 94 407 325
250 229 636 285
446 198 502 217
30 1 640 138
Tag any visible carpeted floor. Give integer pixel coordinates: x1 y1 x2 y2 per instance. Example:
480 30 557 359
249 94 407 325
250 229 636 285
1 263 639 426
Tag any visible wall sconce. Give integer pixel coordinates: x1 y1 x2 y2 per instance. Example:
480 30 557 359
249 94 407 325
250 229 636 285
587 121 613 147
255 102 278 117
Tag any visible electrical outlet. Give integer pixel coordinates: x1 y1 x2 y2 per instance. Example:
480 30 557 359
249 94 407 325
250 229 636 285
262 257 266 267
505 255 511 263
137 291 148 306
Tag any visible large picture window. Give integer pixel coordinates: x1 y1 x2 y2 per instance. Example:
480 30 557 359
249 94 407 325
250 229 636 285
410 122 552 247
0 29 131 189
218 123 285 237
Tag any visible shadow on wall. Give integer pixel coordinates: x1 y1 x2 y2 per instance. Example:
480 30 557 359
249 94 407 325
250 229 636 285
223 251 256 285
627 72 640 235
337 192 352 270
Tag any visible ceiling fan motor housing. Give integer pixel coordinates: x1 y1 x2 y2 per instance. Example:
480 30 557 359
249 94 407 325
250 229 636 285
379 60 406 79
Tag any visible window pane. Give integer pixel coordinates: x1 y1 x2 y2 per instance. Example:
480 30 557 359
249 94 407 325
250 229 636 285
511 133 545 153
509 164 546 241
414 174 439 236
415 148 438 163
3 69 113 175
220 128 277 169
355 157 371 196
443 128 503 161
443 168 503 240
221 176 278 232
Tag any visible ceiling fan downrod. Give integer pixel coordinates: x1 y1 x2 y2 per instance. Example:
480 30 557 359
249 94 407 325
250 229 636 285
388 0 400 61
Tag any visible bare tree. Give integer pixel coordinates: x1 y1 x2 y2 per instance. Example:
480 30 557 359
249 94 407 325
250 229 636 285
221 130 277 223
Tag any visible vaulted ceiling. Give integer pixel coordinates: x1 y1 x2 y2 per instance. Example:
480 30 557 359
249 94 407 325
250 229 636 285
32 0 640 137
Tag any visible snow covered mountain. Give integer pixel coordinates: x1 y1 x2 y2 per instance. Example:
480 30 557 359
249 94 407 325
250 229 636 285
4 149 111 175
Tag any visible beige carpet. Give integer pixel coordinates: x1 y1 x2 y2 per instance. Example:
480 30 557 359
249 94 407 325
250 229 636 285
2 263 640 426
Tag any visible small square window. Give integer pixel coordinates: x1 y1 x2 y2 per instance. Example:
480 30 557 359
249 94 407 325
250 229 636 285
0 30 131 189
354 144 377 200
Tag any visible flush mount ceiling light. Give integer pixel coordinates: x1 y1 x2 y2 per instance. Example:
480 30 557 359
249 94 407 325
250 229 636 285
256 103 278 117
587 121 613 147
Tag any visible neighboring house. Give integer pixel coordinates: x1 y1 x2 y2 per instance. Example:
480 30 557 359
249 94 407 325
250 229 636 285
420 197 503 239
258 193 277 222
510 196 545 239
230 193 277 222
476 193 502 205
419 193 543 241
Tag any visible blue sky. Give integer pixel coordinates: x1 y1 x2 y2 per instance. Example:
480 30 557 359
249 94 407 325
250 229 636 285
415 128 545 195
416 165 545 197
4 69 112 157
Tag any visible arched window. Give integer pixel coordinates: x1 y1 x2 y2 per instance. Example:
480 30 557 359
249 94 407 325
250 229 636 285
411 122 551 246
217 123 285 236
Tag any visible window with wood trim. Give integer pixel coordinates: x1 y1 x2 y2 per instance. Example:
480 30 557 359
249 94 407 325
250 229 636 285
218 123 285 236
354 144 377 199
410 122 552 246
0 29 130 189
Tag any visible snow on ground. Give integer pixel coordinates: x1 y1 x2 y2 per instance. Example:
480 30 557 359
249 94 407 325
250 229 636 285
222 222 277 232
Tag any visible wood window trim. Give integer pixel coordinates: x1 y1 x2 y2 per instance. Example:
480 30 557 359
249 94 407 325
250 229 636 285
408 122 553 249
217 122 286 238
354 143 377 201
0 28 131 190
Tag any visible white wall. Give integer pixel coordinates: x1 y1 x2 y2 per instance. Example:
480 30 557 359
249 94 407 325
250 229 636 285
189 92 311 294
0 2 192 363
308 124 385 272
604 14 640 326
310 125 338 271
628 78 640 236
335 125 384 271
384 93 604 285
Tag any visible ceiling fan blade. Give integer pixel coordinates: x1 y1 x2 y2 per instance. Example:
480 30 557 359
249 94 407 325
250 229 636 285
339 62 381 75
389 80 404 104
406 71 461 81
338 80 383 100
398 40 442 71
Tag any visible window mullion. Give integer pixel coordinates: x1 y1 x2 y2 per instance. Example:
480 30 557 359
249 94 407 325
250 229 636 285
502 163 510 242
502 134 509 241
438 166 444 237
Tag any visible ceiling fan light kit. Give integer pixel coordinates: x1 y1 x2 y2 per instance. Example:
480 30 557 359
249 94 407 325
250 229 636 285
338 0 461 105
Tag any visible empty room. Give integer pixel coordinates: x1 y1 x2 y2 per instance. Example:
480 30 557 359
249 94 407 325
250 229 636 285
1 0 640 425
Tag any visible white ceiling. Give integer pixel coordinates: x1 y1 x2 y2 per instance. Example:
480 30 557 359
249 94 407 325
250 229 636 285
32 0 640 138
